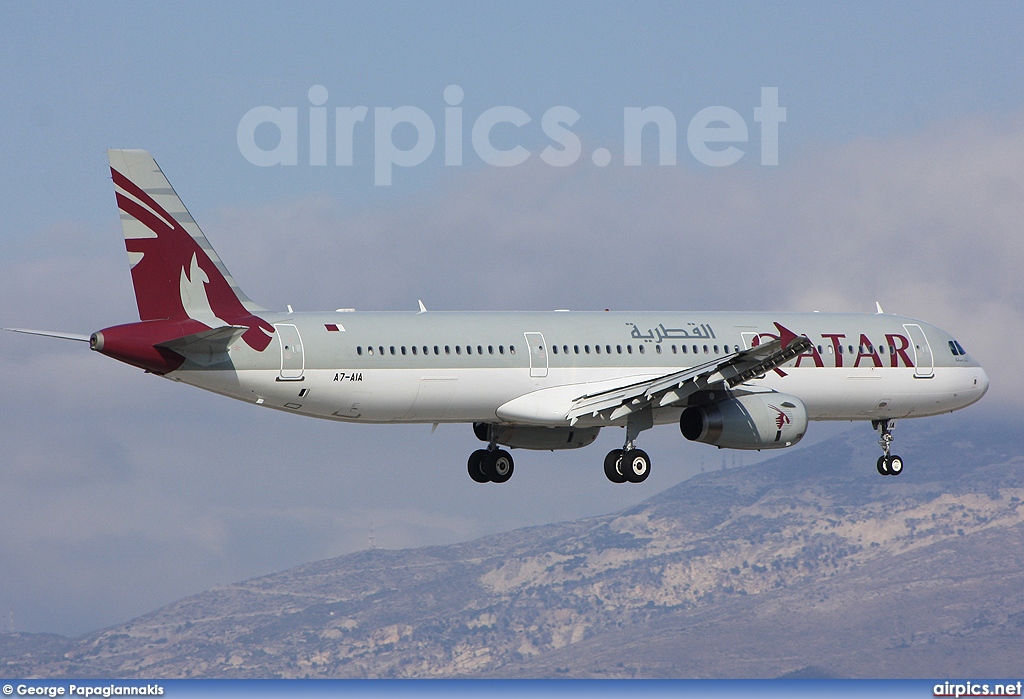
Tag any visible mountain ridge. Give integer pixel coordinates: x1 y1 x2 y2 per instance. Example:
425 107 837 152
4 415 1022 678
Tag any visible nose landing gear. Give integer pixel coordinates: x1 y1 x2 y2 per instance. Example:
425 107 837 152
873 419 903 476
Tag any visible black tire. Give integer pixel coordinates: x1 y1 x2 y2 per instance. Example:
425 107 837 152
888 455 903 476
468 449 490 483
604 449 626 483
876 455 890 476
622 449 651 483
490 449 515 483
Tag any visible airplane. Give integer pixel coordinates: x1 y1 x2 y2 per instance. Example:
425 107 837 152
5 150 989 484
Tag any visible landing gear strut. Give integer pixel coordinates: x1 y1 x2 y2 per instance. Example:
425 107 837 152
604 409 652 483
873 419 903 476
468 424 514 483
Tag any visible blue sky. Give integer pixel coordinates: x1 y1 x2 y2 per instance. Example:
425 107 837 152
4 2 1022 228
1 2 1023 636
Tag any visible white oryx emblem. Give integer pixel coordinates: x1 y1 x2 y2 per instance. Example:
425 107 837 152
179 253 224 325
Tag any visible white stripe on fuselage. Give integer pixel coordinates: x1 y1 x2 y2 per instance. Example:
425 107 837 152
173 365 987 426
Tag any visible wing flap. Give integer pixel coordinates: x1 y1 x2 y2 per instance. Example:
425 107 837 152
567 323 813 423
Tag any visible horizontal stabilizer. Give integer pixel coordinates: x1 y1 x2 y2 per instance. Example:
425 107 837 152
155 325 248 366
2 327 90 342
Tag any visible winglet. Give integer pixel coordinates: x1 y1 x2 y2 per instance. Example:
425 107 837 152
875 301 884 314
773 322 799 349
418 300 427 313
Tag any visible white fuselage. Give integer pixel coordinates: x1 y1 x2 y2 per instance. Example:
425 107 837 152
166 310 989 430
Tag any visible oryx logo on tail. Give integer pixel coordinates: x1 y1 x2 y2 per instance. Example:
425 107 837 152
109 150 274 351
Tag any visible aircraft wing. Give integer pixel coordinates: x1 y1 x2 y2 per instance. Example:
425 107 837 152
567 322 812 424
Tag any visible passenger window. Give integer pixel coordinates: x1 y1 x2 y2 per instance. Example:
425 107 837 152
357 346 363 356
713 345 718 354
456 346 462 355
433 346 440 355
606 345 612 354
499 345 505 354
445 345 451 355
423 346 429 355
574 345 580 354
703 345 709 354
401 346 407 355
639 345 645 354
478 345 483 355
656 345 662 354
488 345 494 355
411 346 417 355
681 345 688 354
585 345 590 354
552 345 558 354
627 345 633 354
379 346 385 356
466 346 472 355
510 345 516 355
672 345 677 354
595 345 601 354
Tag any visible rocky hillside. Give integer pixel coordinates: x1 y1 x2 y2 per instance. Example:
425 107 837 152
4 416 1023 678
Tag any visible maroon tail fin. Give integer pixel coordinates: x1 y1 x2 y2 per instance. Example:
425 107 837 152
107 149 273 351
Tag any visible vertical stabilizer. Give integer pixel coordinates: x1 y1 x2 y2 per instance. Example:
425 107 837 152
108 149 273 351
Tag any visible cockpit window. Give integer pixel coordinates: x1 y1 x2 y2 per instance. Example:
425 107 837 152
949 340 967 356
955 340 967 356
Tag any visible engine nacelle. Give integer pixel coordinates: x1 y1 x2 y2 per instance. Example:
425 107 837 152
473 422 600 451
679 393 807 450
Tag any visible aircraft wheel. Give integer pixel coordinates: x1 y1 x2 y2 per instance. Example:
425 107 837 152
604 449 626 483
488 449 515 483
622 449 651 483
887 455 903 476
468 449 490 483
876 455 890 476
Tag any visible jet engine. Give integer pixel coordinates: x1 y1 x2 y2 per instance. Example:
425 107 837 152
473 422 600 450
679 393 807 450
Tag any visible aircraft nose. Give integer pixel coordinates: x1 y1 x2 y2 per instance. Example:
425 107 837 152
975 367 990 397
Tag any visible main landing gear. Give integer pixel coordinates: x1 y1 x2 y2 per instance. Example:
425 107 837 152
468 423 514 483
468 449 514 483
603 446 651 483
604 409 653 484
873 419 904 476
